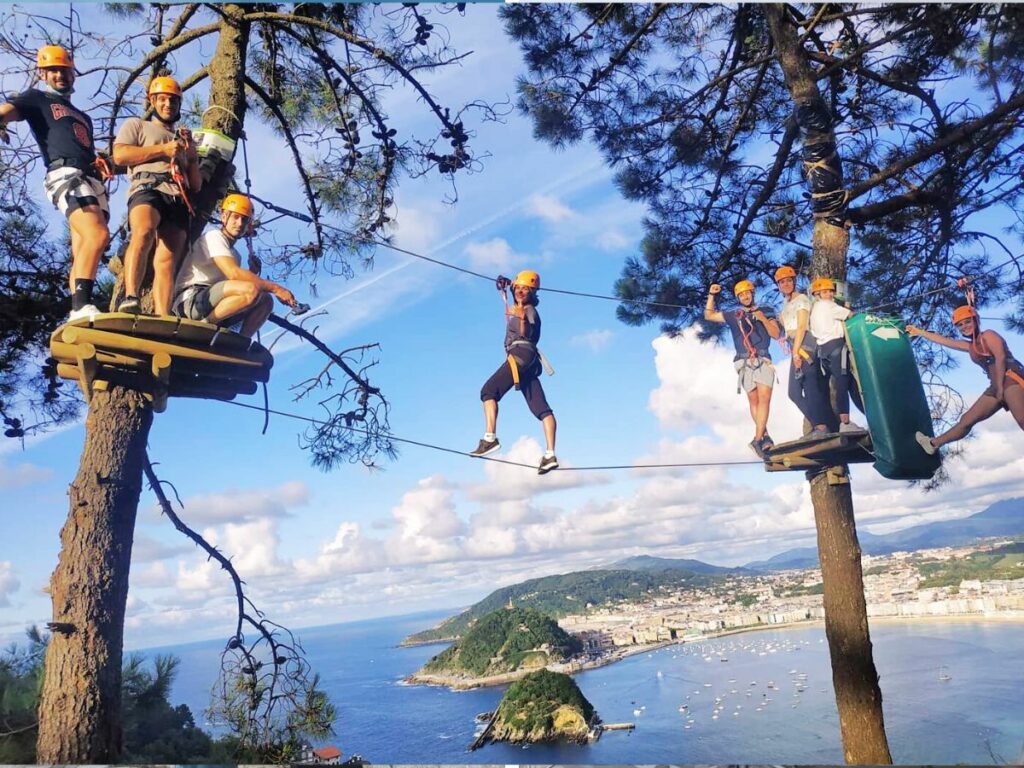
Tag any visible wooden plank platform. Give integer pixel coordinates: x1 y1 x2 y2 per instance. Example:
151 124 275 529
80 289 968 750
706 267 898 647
50 312 272 409
763 429 874 472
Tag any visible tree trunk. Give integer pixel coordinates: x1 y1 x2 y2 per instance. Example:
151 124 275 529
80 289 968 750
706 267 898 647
36 388 153 762
36 12 251 760
764 5 892 763
192 3 251 240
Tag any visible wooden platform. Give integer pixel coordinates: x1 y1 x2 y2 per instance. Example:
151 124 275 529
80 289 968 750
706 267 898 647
762 429 874 472
49 313 273 412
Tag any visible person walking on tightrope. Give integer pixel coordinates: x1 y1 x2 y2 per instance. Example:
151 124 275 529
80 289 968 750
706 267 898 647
173 194 296 337
705 279 781 458
113 75 200 316
809 277 864 432
908 306 1024 453
0 45 110 322
774 266 829 438
469 270 558 475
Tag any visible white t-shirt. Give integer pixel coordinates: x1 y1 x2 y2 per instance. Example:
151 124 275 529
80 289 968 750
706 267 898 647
174 229 239 294
810 299 851 344
779 293 812 337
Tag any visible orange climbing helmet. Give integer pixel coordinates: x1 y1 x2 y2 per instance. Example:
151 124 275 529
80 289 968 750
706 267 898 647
513 270 540 290
37 45 73 69
148 76 182 98
221 193 254 219
774 265 797 282
811 277 836 296
952 305 978 325
733 279 755 296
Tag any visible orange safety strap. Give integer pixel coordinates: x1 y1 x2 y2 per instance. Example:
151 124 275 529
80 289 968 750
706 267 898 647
169 158 195 217
507 355 521 389
92 152 114 183
171 129 195 217
1008 369 1024 389
735 309 759 359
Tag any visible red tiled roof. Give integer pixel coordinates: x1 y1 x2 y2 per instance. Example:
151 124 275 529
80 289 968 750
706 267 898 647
314 746 342 760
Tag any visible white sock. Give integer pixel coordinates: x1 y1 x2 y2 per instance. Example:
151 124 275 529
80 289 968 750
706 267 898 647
484 432 496 441
544 450 555 459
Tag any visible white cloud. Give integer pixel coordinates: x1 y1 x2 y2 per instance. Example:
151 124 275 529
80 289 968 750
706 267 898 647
0 562 20 607
168 481 309 526
570 329 614 352
0 460 52 489
465 436 612 502
464 237 528 275
527 193 576 223
597 229 631 251
131 533 190 564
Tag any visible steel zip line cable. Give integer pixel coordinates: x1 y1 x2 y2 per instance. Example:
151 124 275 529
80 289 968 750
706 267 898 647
223 400 763 471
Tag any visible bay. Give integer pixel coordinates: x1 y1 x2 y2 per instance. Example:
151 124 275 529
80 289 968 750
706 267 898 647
148 611 1024 764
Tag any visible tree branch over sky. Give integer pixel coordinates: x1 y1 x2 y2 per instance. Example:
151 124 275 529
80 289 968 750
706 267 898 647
503 4 1024 342
0 2 495 761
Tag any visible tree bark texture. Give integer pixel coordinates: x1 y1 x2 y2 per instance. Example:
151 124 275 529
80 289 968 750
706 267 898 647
764 5 892 764
191 4 251 241
36 387 153 762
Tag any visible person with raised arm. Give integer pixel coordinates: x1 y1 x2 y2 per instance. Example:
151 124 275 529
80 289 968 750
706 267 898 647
705 279 782 458
908 306 1024 453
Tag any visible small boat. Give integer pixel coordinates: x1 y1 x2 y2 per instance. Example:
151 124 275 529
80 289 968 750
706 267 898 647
938 666 952 682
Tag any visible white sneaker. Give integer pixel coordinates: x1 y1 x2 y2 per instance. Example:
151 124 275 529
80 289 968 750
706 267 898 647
67 304 100 323
915 431 937 455
839 420 864 433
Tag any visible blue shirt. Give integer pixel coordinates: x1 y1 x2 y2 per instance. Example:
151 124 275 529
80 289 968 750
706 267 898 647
723 305 775 361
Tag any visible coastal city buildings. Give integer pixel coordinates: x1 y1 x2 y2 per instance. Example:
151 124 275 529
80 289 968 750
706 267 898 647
557 541 1024 653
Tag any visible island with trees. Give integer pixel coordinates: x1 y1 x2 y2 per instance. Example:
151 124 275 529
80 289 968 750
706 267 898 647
407 607 583 688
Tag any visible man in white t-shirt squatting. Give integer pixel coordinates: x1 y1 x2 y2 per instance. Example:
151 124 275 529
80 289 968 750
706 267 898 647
173 193 296 338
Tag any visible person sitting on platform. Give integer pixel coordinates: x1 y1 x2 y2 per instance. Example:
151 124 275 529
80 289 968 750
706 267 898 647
113 75 200 316
809 277 864 433
173 194 296 337
705 279 782 458
908 306 1024 454
0 45 110 322
774 266 829 438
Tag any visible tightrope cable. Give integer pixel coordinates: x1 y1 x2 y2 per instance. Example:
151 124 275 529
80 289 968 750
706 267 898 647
222 400 763 471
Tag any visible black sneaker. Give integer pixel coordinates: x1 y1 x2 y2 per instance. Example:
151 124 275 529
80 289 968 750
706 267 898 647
760 433 775 451
538 454 559 475
118 297 141 314
469 438 500 457
749 439 766 459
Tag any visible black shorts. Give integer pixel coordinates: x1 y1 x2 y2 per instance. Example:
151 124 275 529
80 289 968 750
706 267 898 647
128 188 189 230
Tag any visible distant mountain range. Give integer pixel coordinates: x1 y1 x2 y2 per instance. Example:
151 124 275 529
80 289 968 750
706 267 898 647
404 497 1023 647
605 555 751 575
743 496 1024 571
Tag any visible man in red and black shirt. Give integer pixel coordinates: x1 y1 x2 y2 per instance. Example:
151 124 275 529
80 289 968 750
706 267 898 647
0 45 110 322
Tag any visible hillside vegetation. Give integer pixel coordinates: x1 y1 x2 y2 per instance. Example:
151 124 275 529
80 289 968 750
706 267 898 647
420 608 581 678
489 669 595 745
404 567 723 645
917 542 1024 588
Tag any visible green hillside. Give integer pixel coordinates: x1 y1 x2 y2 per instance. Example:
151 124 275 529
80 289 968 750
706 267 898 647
420 607 582 678
403 567 722 645
489 669 595 745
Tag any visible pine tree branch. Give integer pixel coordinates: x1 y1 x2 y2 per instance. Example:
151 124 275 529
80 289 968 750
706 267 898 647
243 75 324 257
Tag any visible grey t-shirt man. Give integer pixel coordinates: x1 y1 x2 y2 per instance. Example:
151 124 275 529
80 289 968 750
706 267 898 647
114 117 179 198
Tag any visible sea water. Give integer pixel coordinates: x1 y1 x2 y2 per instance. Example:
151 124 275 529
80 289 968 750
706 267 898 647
150 611 1024 763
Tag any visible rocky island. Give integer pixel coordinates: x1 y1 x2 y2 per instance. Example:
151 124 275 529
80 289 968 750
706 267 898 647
407 606 582 688
473 669 597 748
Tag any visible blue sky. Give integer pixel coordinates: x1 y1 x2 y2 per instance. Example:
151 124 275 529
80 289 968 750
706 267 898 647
2 5 1024 649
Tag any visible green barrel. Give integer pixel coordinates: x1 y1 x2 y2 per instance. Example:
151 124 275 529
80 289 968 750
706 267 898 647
845 313 941 480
